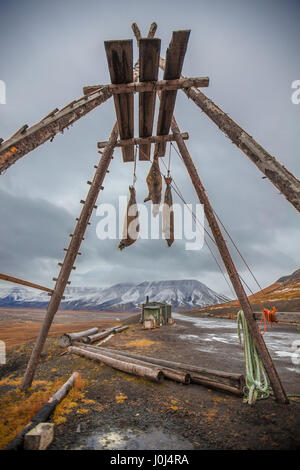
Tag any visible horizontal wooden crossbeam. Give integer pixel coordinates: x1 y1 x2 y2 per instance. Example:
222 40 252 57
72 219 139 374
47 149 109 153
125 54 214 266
0 273 53 294
83 77 209 96
97 132 189 149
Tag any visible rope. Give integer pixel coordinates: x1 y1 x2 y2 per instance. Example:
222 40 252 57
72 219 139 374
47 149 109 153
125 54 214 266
237 310 271 404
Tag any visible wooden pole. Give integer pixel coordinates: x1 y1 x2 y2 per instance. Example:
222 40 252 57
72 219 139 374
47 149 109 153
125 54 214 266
0 88 112 174
169 115 289 404
0 273 53 294
158 57 300 213
6 372 80 450
20 122 119 390
97 132 189 148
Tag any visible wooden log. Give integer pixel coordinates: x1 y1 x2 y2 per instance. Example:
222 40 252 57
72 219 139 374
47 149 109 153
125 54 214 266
191 376 243 396
68 346 164 383
105 40 134 162
74 344 191 384
6 372 80 450
169 116 289 404
59 327 99 347
24 423 54 450
97 132 189 149
21 122 119 390
94 347 243 391
0 273 53 294
81 325 121 344
0 88 112 174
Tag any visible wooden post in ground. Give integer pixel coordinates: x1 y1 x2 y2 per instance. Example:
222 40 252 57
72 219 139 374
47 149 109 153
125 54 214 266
169 115 289 404
20 122 119 390
158 57 300 212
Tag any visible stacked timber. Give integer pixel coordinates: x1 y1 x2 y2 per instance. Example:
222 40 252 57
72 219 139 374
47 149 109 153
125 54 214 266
81 346 245 396
68 344 244 395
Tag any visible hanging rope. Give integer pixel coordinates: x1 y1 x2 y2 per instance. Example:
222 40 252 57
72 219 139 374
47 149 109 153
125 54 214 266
237 310 271 404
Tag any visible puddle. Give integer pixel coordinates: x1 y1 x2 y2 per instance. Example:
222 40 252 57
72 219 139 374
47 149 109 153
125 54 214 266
80 427 195 450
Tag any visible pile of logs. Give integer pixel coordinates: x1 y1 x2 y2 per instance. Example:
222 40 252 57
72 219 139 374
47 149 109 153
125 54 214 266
68 344 245 396
59 325 129 347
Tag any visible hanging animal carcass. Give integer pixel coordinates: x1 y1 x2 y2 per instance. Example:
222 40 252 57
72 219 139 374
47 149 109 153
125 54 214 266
119 186 140 250
162 176 174 247
144 153 162 216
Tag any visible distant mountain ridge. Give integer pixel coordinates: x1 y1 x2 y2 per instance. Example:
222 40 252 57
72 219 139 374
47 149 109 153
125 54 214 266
277 268 300 284
0 279 229 311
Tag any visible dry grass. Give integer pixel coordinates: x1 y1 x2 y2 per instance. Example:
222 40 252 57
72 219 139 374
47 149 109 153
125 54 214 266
191 279 300 314
0 319 117 350
0 376 66 449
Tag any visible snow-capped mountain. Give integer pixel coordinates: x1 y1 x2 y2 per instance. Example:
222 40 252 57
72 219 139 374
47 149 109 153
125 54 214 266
0 279 229 311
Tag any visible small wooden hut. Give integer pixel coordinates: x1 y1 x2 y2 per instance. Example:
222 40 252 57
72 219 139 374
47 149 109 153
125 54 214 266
141 296 172 329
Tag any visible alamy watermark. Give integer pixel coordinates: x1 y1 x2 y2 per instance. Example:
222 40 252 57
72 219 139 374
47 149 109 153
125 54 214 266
0 80 6 104
291 80 300 104
95 196 205 251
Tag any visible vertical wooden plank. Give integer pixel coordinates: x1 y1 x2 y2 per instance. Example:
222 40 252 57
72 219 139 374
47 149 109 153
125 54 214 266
156 30 190 156
138 38 161 160
105 40 134 161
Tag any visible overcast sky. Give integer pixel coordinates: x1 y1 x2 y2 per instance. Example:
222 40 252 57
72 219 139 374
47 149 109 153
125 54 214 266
0 0 299 297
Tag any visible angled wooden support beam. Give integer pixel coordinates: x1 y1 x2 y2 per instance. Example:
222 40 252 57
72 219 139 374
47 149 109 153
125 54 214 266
97 132 189 149
159 56 300 213
0 273 53 294
169 113 288 404
131 22 157 44
0 88 112 174
20 122 119 390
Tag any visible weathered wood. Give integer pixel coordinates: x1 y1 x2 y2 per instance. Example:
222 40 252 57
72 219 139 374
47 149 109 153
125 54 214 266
24 423 54 451
0 273 53 294
83 77 209 96
139 38 161 160
59 327 99 347
156 30 190 156
75 344 191 384
95 347 244 391
97 132 189 148
170 115 289 404
81 325 121 344
0 88 112 174
21 123 119 390
105 40 134 161
6 372 79 450
68 346 164 383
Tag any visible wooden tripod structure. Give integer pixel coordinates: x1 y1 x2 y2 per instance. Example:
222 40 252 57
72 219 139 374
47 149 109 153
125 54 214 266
1 22 298 402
